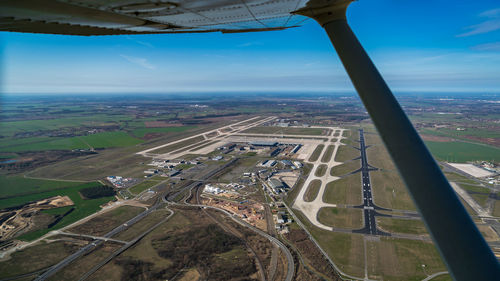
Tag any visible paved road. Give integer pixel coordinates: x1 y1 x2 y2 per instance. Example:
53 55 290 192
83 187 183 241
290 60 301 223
34 203 162 281
136 116 263 155
165 170 295 281
138 116 276 158
165 157 239 202
421 271 449 281
283 202 375 281
161 158 296 281
168 200 295 281
56 232 127 244
263 204 279 281
352 129 390 236
77 207 175 281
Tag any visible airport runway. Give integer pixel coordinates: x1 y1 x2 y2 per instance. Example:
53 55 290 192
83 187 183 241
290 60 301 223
352 129 390 236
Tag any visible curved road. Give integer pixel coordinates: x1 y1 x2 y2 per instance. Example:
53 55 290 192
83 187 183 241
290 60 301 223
421 271 449 281
165 198 295 281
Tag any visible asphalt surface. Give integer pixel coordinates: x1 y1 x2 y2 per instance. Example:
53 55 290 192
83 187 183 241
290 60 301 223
165 169 295 281
36 158 238 281
166 157 239 202
353 129 390 236
34 203 162 281
57 232 127 244
78 207 175 281
168 200 295 281
283 202 371 281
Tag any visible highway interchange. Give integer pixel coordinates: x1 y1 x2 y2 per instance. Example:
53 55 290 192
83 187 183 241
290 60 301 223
6 118 494 281
27 118 296 281
34 201 164 281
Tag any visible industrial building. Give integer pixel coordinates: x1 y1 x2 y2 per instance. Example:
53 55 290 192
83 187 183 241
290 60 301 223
249 141 278 147
167 169 180 177
204 184 224 194
293 161 303 169
281 160 294 168
291 144 302 154
259 160 277 168
268 178 286 193
270 148 281 157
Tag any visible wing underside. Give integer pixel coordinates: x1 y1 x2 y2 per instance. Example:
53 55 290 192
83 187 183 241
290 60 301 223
0 0 311 35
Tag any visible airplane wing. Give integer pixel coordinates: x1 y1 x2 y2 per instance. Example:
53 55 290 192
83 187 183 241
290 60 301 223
0 0 312 35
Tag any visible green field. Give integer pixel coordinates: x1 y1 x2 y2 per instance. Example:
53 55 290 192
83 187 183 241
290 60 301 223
131 126 196 138
0 136 87 152
0 180 115 241
0 175 83 199
458 183 490 194
305 221 365 277
0 240 79 279
317 207 363 229
308 144 324 162
80 132 143 148
367 237 446 281
293 206 446 280
129 179 164 195
321 145 335 163
0 114 133 137
420 127 500 141
330 159 360 176
364 133 396 171
0 131 143 152
424 141 500 162
493 200 500 217
335 144 359 162
323 174 362 205
304 179 321 202
376 217 428 235
371 170 415 211
444 172 477 184
470 193 490 207
314 164 328 177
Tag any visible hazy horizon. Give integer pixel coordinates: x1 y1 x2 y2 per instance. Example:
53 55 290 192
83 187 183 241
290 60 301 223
1 1 500 94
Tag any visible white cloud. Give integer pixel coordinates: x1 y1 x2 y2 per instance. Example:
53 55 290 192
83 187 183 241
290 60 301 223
457 8 500 37
237 41 263 47
471 42 500 51
120 55 156 70
457 19 500 37
479 8 500 18
125 36 154 48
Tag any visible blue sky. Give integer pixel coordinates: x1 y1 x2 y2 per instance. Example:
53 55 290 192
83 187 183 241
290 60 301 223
1 0 500 94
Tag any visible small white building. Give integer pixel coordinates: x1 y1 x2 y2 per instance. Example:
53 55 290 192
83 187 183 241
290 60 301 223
204 184 224 194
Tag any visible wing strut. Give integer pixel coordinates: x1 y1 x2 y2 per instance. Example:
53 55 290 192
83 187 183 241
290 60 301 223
295 2 499 280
